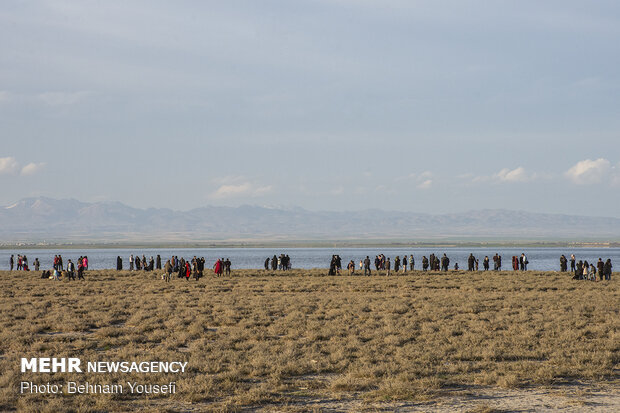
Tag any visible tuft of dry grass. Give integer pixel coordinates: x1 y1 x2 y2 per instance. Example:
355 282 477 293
0 268 618 411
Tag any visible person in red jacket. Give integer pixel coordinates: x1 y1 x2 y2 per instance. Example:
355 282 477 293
213 259 222 276
185 261 191 280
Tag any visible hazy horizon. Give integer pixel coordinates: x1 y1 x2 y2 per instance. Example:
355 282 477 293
4 194 620 219
2 1 619 217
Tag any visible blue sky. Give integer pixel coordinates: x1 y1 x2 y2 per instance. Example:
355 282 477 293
1 0 619 216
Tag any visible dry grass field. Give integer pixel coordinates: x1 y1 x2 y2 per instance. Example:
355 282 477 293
0 268 618 412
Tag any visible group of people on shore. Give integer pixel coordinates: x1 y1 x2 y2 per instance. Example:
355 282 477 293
124 254 162 271
160 256 208 281
3 252 615 282
40 256 88 281
9 254 40 271
560 254 613 281
264 254 292 271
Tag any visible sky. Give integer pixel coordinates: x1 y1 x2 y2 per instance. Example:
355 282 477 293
1 0 620 216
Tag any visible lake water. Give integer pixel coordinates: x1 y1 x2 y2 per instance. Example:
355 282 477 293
1 247 618 272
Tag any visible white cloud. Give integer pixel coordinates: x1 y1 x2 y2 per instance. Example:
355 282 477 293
469 166 533 184
565 158 611 185
0 157 20 175
494 166 529 182
212 182 273 199
417 179 433 189
20 162 46 176
398 171 433 189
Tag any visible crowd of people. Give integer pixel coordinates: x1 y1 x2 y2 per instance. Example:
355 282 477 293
4 252 615 282
327 253 613 280
264 254 292 271
559 254 613 281
9 254 40 271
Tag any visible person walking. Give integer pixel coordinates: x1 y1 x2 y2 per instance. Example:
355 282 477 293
9 255 14 271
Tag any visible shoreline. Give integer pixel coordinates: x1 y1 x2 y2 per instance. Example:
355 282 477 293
2 241 620 250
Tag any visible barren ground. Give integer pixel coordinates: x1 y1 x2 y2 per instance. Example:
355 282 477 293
0 268 617 412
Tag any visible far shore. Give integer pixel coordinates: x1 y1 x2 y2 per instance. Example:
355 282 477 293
2 240 620 250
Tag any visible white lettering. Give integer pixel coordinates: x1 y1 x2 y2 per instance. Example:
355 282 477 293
21 358 37 373
39 358 50 373
68 358 82 373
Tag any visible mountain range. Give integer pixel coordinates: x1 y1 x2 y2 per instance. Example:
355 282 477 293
2 197 620 244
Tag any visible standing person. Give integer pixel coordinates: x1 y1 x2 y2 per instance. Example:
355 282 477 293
493 254 499 271
394 256 400 273
129 254 134 271
34 258 40 271
271 255 278 271
116 256 122 270
66 259 76 281
77 260 85 280
164 260 172 282
386 257 391 276
17 255 22 271
409 254 415 271
402 255 407 273
214 259 222 277
364 256 371 276
347 260 355 275
483 256 490 271
521 253 528 271
156 255 161 270
185 261 191 280
597 258 605 281
570 254 576 273
468 254 475 271
264 257 270 270
422 256 428 271
560 255 567 272
58 255 63 271
225 258 231 276
9 255 14 271
475 259 479 271
441 254 450 272
83 256 88 270
604 259 612 281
